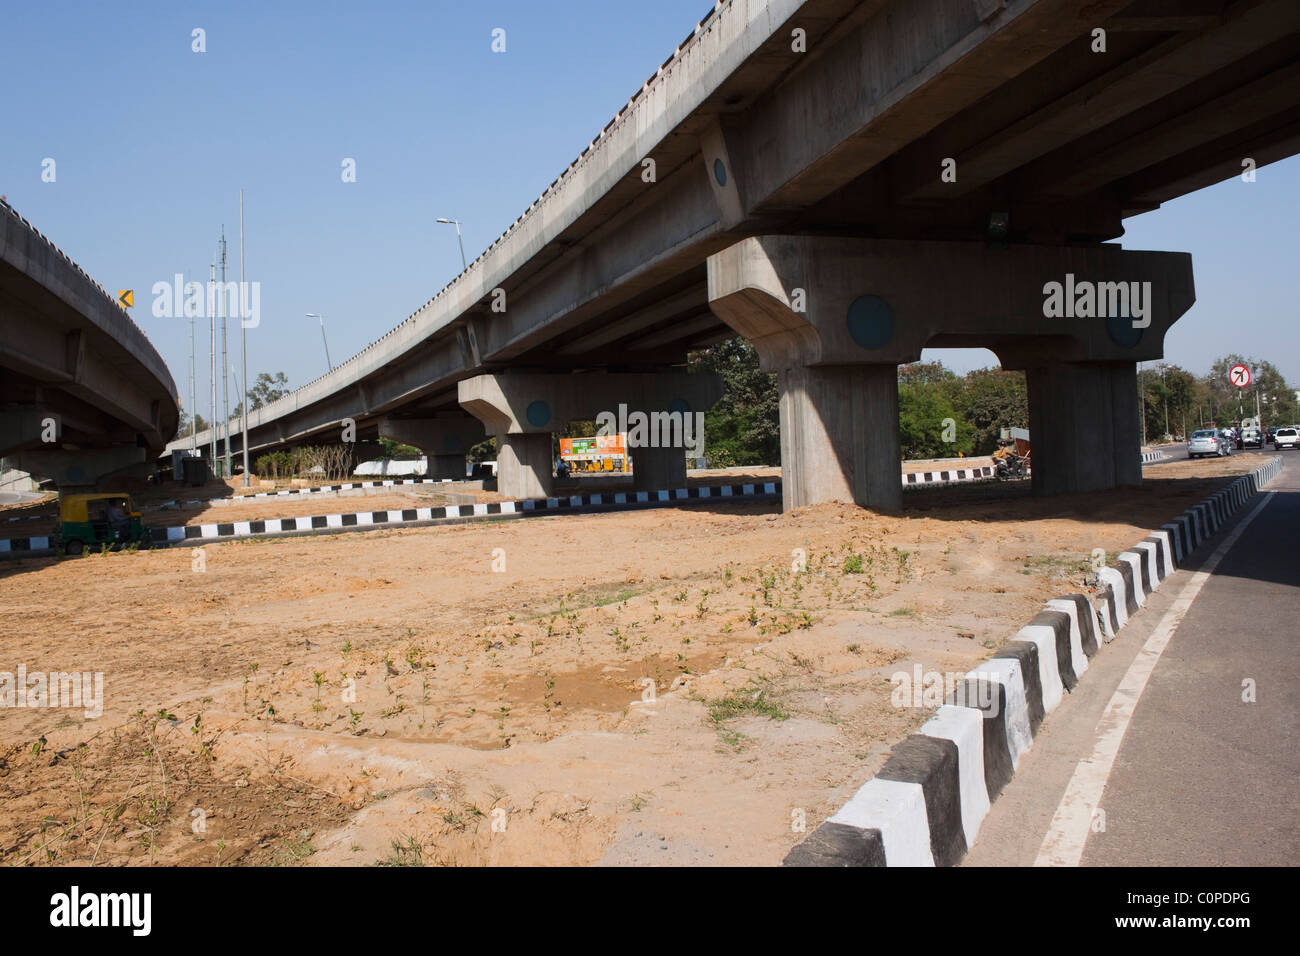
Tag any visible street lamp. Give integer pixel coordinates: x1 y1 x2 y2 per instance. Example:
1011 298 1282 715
436 217 468 272
305 313 332 372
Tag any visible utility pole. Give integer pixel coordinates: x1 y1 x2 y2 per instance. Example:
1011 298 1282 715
240 189 250 487
209 258 218 472
1138 363 1147 445
188 271 196 451
220 229 231 479
1161 366 1169 439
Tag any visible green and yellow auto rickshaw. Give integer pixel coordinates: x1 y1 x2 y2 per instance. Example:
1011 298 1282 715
56 493 152 555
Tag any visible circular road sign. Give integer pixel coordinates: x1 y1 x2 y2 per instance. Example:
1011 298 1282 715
1229 364 1251 388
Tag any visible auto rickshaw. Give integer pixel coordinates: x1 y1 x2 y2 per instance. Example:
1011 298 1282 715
56 492 152 555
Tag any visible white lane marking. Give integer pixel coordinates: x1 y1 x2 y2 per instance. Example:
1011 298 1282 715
1034 491 1275 867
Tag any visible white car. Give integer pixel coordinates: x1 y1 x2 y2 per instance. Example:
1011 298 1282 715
1187 429 1230 459
1274 427 1299 450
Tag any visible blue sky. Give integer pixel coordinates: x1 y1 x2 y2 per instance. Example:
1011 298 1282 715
3 0 1297 416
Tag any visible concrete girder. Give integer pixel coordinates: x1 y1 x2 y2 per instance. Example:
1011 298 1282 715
1 210 178 450
458 371 721 497
905 0 1300 200
377 415 487 479
12 445 148 490
706 236 1194 369
458 372 721 435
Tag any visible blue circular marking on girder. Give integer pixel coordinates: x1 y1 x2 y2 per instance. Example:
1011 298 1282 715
441 434 463 453
846 295 895 350
67 464 85 484
713 158 727 187
1106 313 1143 349
525 400 551 428
668 398 690 415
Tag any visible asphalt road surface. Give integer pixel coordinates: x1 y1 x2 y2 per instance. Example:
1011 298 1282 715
1147 442 1284 466
965 456 1298 867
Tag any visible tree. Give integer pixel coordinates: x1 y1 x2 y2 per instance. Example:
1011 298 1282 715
246 371 290 412
377 438 421 459
689 337 780 467
948 367 1028 455
1202 355 1297 427
898 382 972 459
177 404 208 435
898 361 956 387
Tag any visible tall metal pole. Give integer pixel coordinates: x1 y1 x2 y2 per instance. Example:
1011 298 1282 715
454 219 467 272
188 271 196 451
1162 367 1169 438
240 189 249 486
221 229 231 479
306 313 331 371
209 258 218 471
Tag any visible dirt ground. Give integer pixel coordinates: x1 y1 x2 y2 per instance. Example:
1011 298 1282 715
0 454 1266 866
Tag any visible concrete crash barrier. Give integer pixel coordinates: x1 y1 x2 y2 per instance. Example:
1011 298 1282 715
1 481 782 554
783 456 1282 866
1140 450 1168 464
903 466 996 487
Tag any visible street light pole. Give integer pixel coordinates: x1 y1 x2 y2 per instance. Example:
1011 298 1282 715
436 217 468 272
240 189 249 486
305 313 332 372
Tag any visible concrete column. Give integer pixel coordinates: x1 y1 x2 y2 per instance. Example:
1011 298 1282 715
497 433 553 499
427 454 468 480
631 445 687 492
377 416 483 480
1025 361 1141 495
779 364 901 512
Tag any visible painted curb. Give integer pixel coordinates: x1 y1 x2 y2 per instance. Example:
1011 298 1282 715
904 466 996 487
0 481 781 555
784 455 1282 866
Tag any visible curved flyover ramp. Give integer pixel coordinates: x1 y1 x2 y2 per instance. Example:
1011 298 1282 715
0 199 179 488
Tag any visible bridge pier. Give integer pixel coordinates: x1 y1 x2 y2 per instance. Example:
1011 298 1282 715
377 415 484 480
630 445 688 492
1022 361 1142 495
777 364 901 512
708 235 1194 512
458 371 721 500
497 434 554 499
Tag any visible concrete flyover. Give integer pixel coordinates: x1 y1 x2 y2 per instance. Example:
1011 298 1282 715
1 199 179 488
171 0 1300 509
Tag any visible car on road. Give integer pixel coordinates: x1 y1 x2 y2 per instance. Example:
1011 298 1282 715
1187 429 1231 459
1241 426 1263 448
1273 427 1299 450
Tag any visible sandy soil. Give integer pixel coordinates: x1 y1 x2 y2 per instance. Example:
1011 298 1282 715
0 455 1266 866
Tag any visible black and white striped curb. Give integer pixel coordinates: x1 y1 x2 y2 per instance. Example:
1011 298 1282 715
0 481 780 554
157 476 460 509
1140 450 1168 464
784 455 1282 867
904 466 996 487
1 477 462 525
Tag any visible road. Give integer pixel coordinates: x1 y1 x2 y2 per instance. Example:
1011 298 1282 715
1147 442 1280 466
965 456 1298 867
